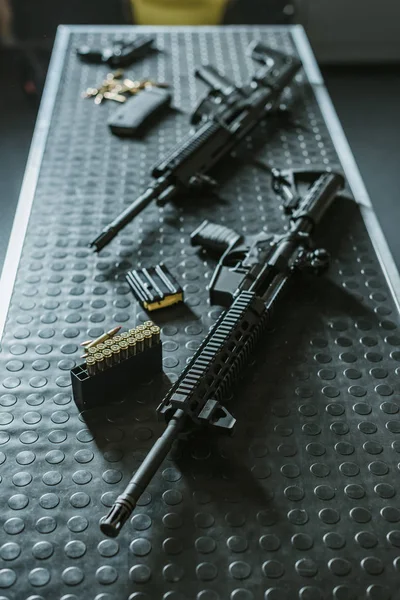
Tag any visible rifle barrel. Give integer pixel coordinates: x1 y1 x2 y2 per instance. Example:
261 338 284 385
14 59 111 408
100 412 184 537
89 180 172 252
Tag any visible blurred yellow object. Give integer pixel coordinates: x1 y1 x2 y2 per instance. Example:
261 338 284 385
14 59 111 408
132 0 228 25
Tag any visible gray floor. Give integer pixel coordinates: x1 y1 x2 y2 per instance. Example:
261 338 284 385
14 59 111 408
0 59 399 273
0 53 37 266
324 66 400 265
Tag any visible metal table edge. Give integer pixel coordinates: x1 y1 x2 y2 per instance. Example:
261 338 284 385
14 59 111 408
291 26 400 313
62 24 300 33
0 25 71 340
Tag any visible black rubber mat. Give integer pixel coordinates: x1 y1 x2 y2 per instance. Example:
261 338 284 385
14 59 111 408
0 26 400 600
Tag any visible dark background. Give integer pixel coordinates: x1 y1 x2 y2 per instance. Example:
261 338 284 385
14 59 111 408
0 0 399 272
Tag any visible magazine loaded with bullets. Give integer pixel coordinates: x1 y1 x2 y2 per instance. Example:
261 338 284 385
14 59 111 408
69 39 347 538
71 322 162 411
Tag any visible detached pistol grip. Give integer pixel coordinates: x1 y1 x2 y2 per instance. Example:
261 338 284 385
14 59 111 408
191 220 242 256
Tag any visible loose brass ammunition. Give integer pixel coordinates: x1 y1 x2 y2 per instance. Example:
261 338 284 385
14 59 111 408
103 349 113 368
123 78 141 91
83 87 98 98
103 91 126 103
119 341 129 360
127 337 137 357
136 334 144 353
111 344 121 365
144 330 152 349
83 71 168 106
86 357 97 377
95 352 105 372
150 325 161 344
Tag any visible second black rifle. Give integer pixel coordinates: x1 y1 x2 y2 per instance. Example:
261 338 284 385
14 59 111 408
90 41 301 252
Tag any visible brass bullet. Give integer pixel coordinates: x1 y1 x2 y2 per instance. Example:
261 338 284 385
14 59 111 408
111 344 121 365
103 348 113 368
104 339 114 348
112 335 122 344
119 340 129 360
113 83 125 93
143 321 154 329
86 356 97 377
150 325 160 344
120 332 130 340
95 352 105 372
81 345 98 359
80 326 122 349
145 80 169 88
143 330 152 349
96 343 106 353
123 78 141 91
128 328 137 337
105 71 124 85
136 334 144 353
127 337 137 357
135 325 146 335
83 87 98 98
103 91 126 103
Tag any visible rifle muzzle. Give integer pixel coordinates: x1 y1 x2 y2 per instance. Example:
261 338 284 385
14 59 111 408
100 500 134 538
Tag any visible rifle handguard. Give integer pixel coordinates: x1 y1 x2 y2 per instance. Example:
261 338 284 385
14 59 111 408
158 291 269 429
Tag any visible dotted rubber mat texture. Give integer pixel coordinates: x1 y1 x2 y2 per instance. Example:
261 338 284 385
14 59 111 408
0 26 400 600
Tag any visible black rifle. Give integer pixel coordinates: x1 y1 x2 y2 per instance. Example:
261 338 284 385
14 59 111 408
100 169 345 537
90 41 301 252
